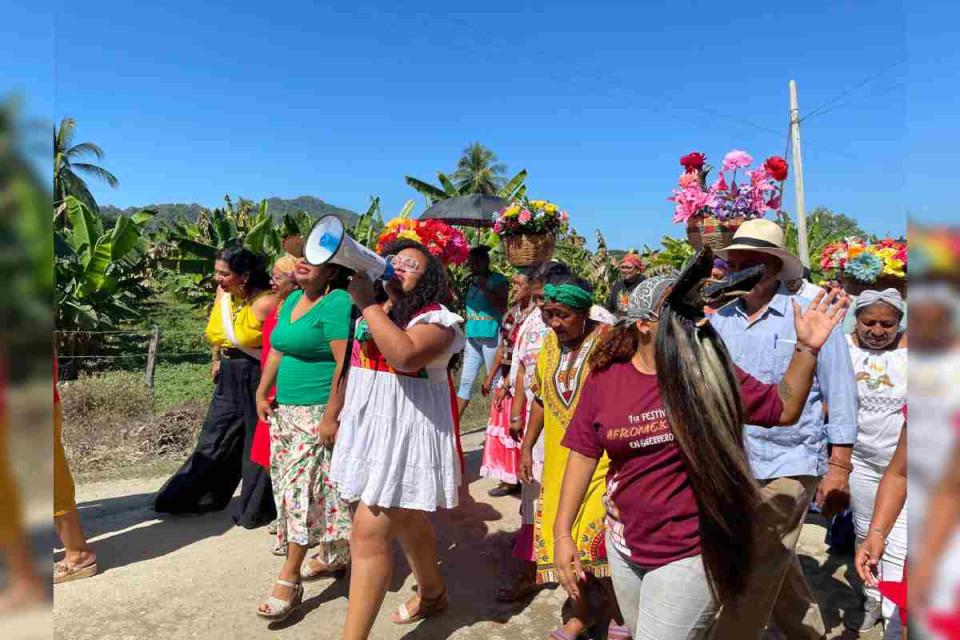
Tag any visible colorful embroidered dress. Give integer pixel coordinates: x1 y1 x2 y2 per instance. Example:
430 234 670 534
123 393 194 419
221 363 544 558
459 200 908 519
330 304 465 511
533 329 611 583
480 303 534 483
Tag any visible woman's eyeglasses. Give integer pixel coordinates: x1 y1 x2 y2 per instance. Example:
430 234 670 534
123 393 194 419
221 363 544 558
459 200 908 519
386 255 422 273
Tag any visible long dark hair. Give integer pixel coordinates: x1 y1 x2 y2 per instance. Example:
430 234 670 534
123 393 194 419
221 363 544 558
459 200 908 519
590 307 760 603
217 245 271 295
654 303 759 603
381 239 454 328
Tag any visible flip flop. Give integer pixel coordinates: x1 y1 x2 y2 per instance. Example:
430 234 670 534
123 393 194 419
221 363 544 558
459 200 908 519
391 588 448 625
607 622 633 639
53 559 98 584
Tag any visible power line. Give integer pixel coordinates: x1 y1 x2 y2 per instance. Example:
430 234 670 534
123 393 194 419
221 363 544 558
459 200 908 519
801 58 906 123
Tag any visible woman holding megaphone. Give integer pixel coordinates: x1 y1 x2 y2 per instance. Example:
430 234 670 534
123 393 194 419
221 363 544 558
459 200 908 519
328 238 465 639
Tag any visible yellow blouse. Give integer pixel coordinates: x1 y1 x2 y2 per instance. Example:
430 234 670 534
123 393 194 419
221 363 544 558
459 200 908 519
205 290 270 349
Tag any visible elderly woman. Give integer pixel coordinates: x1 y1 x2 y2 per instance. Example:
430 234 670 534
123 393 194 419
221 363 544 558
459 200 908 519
845 289 908 634
519 274 619 640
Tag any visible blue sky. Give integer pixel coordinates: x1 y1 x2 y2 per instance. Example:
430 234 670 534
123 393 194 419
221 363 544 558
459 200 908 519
10 1 955 248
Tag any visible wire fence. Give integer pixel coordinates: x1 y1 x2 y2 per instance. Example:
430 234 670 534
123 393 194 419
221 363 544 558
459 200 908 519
55 327 212 384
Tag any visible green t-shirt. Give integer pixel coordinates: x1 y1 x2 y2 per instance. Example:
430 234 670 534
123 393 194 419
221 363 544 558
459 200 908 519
465 272 508 339
270 289 353 405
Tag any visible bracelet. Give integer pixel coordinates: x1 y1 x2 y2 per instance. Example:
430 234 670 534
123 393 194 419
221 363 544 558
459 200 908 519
795 343 820 356
828 460 853 473
867 526 887 538
510 416 522 424
555 534 574 541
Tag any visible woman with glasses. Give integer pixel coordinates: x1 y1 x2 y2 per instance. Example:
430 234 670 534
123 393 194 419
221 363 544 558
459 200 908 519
330 239 465 639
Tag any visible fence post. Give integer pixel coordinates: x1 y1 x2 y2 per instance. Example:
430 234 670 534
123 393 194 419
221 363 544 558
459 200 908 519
146 325 160 390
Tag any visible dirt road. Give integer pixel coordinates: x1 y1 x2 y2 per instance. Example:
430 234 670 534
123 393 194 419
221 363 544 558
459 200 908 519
53 431 881 639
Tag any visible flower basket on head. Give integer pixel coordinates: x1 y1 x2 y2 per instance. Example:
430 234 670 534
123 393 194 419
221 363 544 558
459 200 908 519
495 198 569 266
502 233 556 266
821 238 907 296
671 150 788 251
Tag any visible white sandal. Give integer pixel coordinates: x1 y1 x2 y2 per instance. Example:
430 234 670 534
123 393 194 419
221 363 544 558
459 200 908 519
256 579 303 621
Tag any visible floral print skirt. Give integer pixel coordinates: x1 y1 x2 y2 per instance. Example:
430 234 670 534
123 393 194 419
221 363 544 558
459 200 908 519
270 403 351 564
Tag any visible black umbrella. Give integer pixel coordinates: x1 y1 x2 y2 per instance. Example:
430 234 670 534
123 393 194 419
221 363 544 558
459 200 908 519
418 194 509 228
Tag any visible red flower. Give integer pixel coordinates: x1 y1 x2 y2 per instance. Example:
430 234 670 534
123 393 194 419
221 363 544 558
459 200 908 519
763 156 789 181
680 152 706 173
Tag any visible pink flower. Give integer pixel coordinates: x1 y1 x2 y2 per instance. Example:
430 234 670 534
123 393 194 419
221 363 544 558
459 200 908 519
493 221 502 233
669 185 718 223
678 171 700 188
559 211 569 222
721 149 753 172
519 210 533 224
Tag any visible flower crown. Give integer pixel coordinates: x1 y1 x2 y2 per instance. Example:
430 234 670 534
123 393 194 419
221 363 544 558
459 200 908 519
376 217 469 266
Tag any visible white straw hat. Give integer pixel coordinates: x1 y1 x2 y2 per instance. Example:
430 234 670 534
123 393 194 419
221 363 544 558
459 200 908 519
717 219 803 282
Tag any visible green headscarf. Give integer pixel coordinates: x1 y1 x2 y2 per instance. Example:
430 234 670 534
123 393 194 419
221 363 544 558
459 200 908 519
543 283 593 310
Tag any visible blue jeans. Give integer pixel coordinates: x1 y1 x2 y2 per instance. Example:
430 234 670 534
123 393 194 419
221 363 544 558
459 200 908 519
606 536 718 639
456 337 499 401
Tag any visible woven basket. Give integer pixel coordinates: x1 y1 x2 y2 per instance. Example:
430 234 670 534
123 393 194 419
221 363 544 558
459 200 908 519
503 233 556 267
841 273 906 297
686 215 743 252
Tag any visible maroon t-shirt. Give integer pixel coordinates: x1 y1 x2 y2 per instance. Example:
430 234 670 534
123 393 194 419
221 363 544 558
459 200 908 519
561 360 783 569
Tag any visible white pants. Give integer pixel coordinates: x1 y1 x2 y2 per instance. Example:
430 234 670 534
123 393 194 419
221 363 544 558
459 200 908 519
850 456 907 629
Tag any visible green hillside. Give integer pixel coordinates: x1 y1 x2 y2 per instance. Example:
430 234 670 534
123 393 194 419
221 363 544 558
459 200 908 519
101 196 360 227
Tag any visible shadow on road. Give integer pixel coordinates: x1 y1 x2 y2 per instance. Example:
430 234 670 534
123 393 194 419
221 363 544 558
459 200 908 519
64 491 234 574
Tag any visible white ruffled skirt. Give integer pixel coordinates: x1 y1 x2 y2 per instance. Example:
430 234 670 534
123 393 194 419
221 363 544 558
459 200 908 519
330 367 461 511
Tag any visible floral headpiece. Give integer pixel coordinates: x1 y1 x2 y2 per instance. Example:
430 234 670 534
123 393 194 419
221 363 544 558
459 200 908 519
376 217 469 266
821 237 906 283
669 149 788 224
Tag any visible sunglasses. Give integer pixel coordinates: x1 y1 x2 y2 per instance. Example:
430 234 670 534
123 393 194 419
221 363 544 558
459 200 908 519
386 255 423 273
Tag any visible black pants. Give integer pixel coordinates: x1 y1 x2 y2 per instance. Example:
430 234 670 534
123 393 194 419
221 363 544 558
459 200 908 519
154 356 276 528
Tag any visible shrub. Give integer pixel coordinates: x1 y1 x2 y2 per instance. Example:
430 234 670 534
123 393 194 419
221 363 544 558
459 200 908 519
153 362 213 413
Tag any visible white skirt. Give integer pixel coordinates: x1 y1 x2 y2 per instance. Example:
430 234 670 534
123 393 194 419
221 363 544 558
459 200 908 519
330 367 461 511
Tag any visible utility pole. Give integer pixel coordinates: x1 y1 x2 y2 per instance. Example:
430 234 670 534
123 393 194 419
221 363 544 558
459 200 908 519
789 80 810 269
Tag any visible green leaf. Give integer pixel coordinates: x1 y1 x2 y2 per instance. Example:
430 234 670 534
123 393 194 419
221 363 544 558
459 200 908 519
437 172 460 196
109 216 141 260
131 209 156 226
398 200 415 219
244 216 271 253
65 197 102 258
174 236 219 259
498 169 527 199
405 176 448 201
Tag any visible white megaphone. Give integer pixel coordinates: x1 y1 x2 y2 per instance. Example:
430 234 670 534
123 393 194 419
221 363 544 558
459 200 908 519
303 215 395 280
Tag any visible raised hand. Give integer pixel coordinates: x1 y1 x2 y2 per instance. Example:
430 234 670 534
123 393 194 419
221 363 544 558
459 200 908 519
792 287 850 352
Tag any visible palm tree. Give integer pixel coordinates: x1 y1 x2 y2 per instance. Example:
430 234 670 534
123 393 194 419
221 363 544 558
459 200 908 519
452 142 507 195
53 117 118 218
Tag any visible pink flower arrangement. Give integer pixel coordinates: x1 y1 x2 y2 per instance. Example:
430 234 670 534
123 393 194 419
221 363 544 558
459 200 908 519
668 149 788 224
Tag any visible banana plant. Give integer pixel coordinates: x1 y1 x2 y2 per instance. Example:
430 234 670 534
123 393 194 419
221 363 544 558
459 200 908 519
55 196 154 329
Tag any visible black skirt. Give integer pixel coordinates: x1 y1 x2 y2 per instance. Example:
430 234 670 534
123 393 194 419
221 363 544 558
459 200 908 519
154 355 276 528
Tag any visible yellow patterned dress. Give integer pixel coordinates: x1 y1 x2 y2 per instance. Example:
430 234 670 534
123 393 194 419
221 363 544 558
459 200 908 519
533 329 610 584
